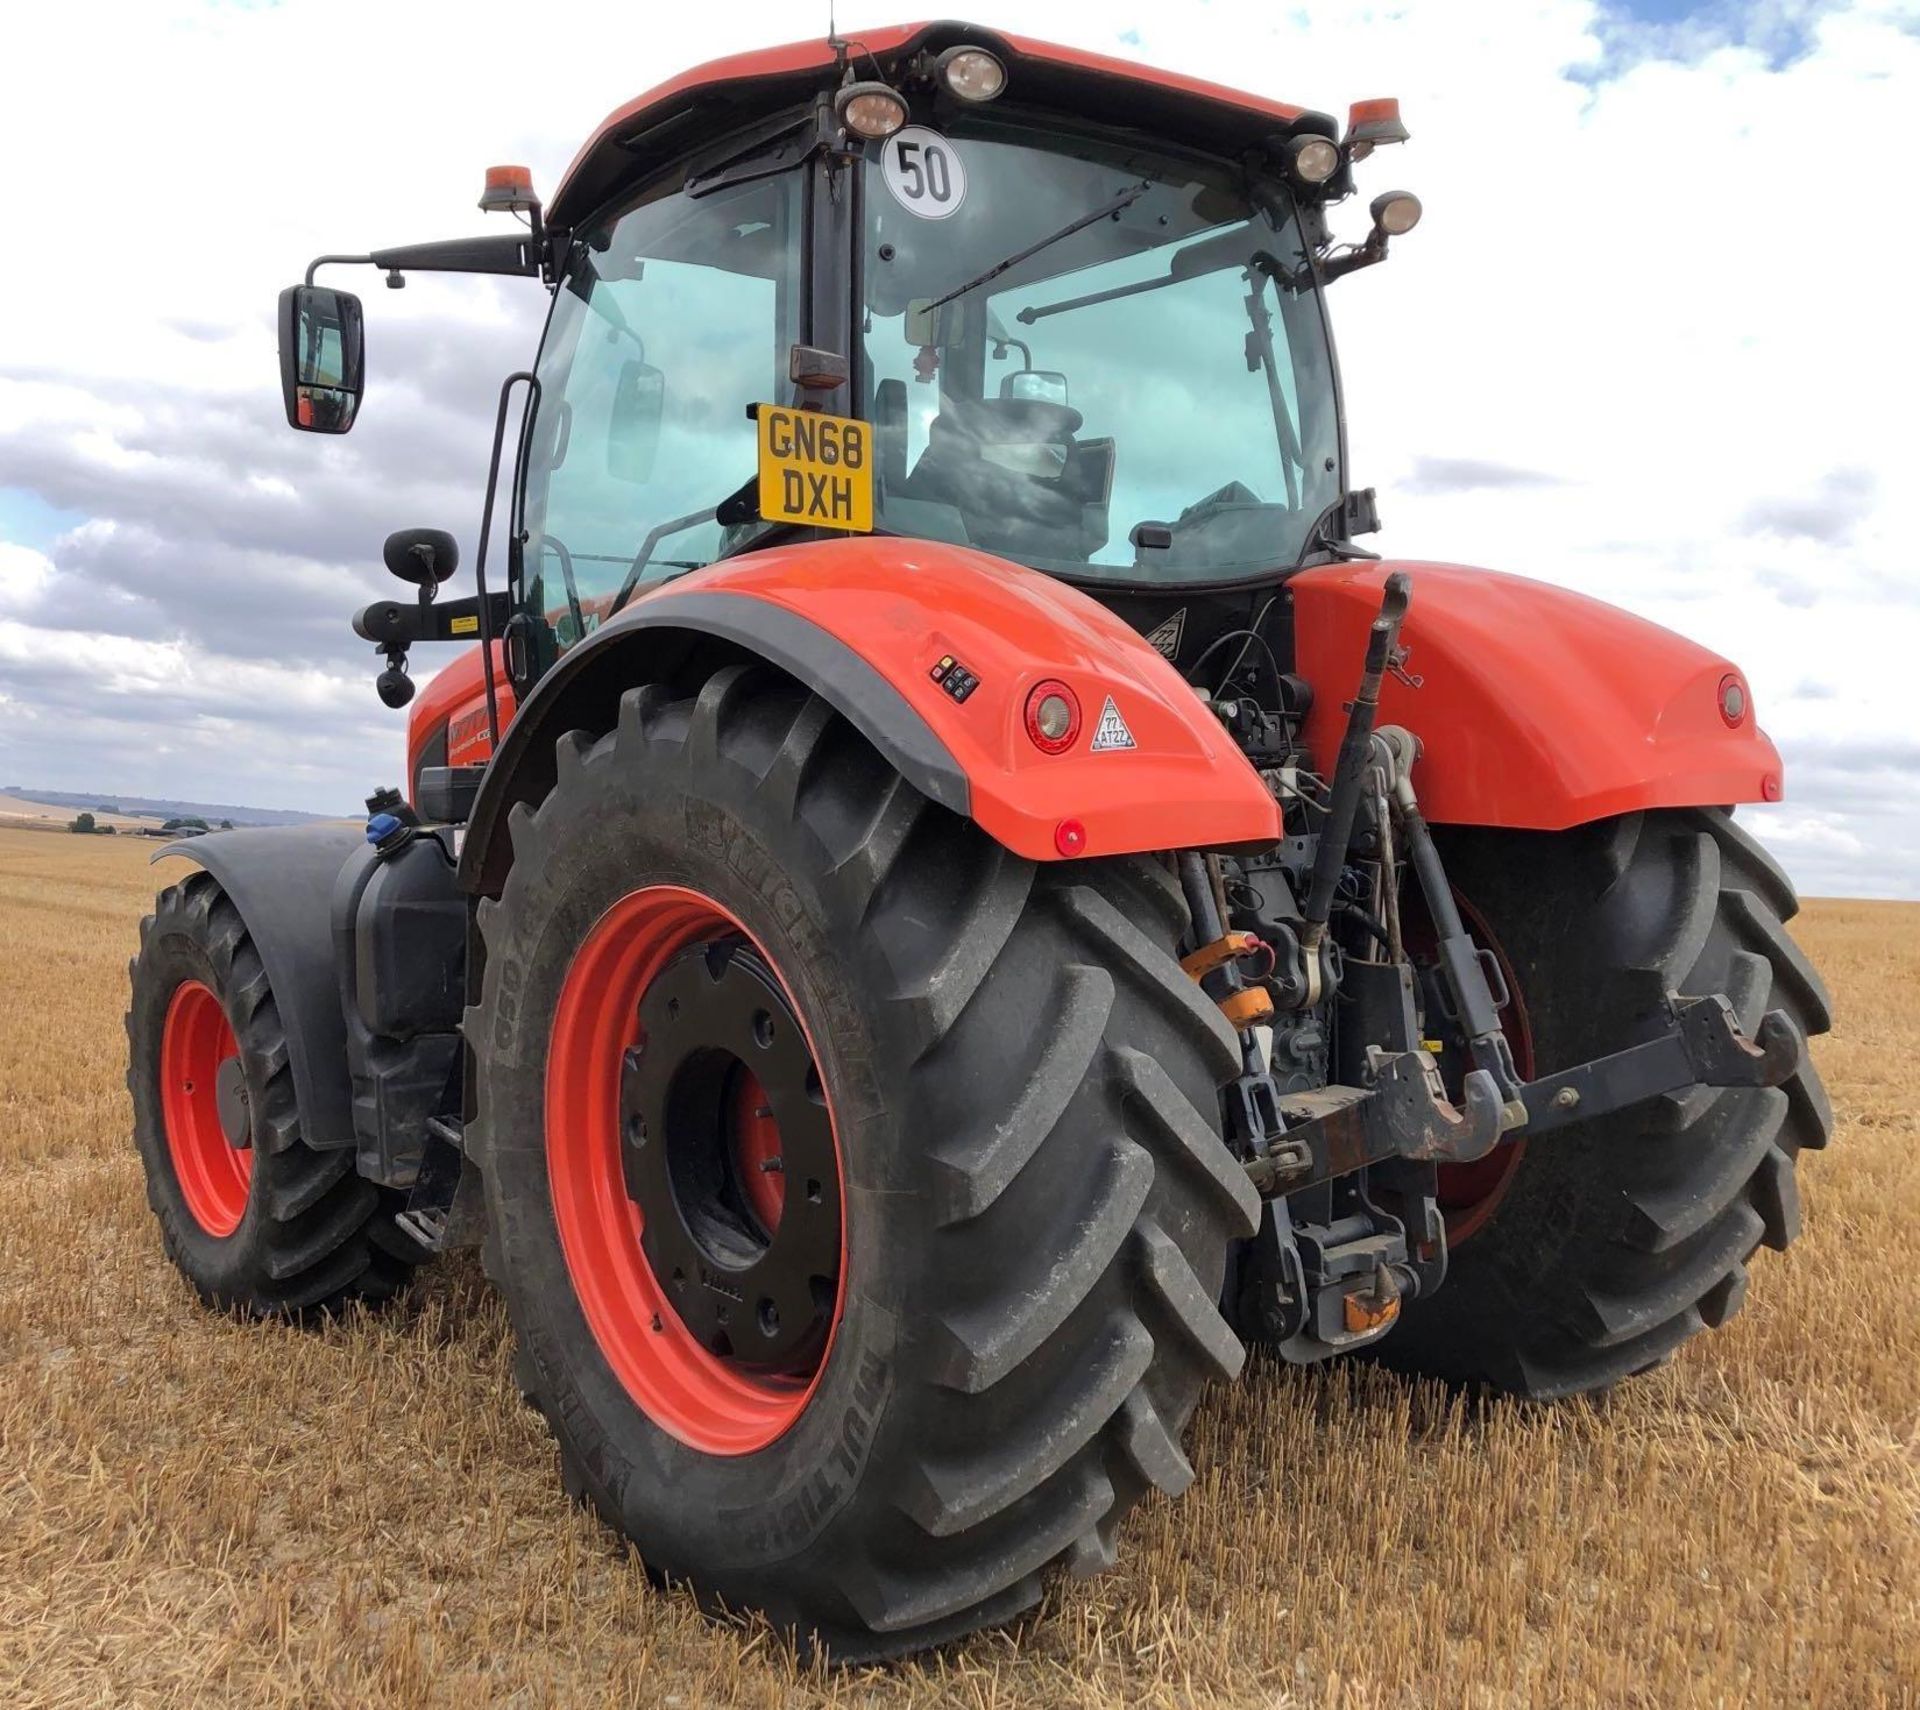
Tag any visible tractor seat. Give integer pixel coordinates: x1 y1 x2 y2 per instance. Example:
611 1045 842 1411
902 398 1112 559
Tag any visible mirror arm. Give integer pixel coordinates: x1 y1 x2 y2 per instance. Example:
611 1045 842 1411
305 235 541 289
304 253 374 286
369 235 541 278
351 592 512 650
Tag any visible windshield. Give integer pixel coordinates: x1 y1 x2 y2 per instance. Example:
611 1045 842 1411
519 169 802 652
861 123 1341 584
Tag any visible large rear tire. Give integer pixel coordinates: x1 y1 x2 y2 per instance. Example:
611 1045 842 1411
467 664 1258 1658
1377 808 1833 1397
127 870 422 1315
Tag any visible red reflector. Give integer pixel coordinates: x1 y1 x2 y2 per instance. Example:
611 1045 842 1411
1762 772 1783 801
1054 818 1088 858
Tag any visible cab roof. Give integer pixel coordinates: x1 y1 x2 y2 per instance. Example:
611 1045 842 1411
550 20 1323 230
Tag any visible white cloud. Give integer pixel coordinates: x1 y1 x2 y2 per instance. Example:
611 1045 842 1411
0 544 53 613
0 0 1913 894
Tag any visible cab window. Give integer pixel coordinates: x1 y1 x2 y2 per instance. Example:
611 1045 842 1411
520 171 803 651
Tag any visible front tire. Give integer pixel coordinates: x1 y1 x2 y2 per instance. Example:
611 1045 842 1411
1379 808 1833 1397
127 871 421 1314
468 665 1259 1658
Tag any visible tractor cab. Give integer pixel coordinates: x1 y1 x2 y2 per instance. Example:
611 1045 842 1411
280 24 1423 701
521 94 1348 645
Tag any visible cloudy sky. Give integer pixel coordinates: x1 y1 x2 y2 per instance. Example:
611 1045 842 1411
2 0 1915 896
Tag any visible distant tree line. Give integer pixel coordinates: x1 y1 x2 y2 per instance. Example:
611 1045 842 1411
66 811 233 836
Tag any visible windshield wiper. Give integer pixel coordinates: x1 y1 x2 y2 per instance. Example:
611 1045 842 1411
921 180 1151 316
1019 230 1292 326
607 502 723 617
605 475 769 618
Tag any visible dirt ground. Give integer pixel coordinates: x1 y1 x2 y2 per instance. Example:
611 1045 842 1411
1 824 1913 1708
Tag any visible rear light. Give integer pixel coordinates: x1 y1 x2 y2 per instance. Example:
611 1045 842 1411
936 46 1006 102
835 81 909 140
1024 680 1081 753
1718 673 1748 726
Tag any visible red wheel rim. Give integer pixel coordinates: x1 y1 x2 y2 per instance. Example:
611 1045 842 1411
1427 894 1534 1246
545 885 846 1456
160 979 251 1237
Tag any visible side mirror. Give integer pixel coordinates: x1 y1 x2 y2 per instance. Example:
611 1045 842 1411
383 527 460 588
606 360 664 484
1000 369 1070 407
277 284 364 434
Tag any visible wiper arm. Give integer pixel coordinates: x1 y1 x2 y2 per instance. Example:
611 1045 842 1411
921 180 1151 316
606 475 762 618
607 503 721 617
1019 227 1292 326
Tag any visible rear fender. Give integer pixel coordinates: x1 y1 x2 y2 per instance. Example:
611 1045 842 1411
1290 561 1783 830
459 537 1281 893
153 826 363 1151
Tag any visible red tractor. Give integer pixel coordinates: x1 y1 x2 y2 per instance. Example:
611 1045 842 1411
128 25 1831 1659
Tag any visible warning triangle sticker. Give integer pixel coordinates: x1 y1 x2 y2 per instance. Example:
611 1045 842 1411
1089 695 1136 752
1143 608 1185 659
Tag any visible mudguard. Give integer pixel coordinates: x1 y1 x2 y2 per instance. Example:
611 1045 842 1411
458 536 1281 893
1290 561 1783 831
154 825 362 1151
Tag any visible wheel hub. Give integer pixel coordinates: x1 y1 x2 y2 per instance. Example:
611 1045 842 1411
621 942 840 1374
215 1055 252 1147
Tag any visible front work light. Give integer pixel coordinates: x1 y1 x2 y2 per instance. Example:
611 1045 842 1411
1371 191 1423 238
836 81 909 140
936 46 1007 102
1286 135 1341 187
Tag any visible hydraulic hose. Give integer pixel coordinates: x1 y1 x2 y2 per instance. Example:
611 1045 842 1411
1302 571 1411 935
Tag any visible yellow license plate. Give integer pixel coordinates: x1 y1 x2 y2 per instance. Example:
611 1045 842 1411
756 405 873 533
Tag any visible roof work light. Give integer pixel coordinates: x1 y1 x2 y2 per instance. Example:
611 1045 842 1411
836 80 910 139
1286 135 1341 187
936 45 1007 102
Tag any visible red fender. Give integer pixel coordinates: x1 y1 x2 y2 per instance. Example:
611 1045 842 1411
437 537 1280 876
615 538 1280 862
1290 562 1783 830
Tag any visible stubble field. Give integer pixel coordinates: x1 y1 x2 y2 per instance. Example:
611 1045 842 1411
0 823 1914 1708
